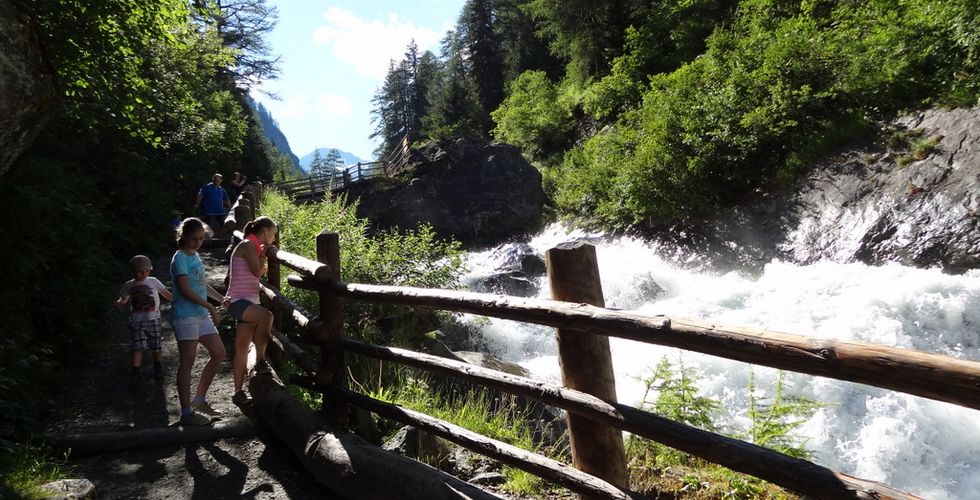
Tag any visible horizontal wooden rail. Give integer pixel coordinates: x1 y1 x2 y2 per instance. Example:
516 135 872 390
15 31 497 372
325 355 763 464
268 277 918 498
284 277 980 411
289 377 638 500
341 340 919 500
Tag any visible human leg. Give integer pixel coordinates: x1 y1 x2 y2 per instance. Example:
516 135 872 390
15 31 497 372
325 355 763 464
233 322 255 392
240 304 273 363
194 331 226 399
176 339 198 410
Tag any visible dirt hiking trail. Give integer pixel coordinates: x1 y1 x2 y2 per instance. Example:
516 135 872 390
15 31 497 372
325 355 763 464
46 245 335 499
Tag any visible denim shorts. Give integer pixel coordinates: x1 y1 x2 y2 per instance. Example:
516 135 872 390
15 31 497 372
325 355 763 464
172 315 218 341
228 299 255 322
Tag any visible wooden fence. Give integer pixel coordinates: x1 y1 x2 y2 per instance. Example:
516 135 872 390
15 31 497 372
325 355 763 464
274 134 411 202
274 161 386 201
229 187 980 500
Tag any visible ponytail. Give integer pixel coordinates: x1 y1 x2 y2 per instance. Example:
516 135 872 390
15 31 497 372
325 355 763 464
244 216 276 236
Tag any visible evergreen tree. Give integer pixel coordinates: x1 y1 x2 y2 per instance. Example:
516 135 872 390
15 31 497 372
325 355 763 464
308 149 327 177
370 41 441 157
324 148 344 170
523 0 628 83
459 0 505 132
191 0 281 87
424 30 484 139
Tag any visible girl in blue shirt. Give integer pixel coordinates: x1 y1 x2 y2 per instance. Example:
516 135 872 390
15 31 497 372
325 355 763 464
170 217 226 426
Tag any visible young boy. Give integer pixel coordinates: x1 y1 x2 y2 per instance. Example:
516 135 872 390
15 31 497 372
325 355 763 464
115 255 173 384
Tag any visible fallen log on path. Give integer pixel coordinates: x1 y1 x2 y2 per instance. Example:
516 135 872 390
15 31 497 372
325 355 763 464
49 416 258 457
248 367 503 500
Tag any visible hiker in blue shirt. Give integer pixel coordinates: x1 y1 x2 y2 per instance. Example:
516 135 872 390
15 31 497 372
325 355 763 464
194 173 231 236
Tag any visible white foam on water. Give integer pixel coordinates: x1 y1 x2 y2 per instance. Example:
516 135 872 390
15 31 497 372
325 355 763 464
462 223 980 499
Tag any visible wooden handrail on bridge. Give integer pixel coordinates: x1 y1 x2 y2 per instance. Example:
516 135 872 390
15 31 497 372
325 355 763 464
233 192 961 498
273 161 386 201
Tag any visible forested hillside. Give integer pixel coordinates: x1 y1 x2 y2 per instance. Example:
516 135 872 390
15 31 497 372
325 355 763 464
371 0 979 229
0 0 289 475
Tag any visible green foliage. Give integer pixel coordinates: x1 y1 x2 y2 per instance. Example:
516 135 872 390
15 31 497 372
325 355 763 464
491 70 577 164
1 0 278 481
638 357 720 432
1 442 72 500
627 356 821 498
746 371 823 459
261 190 465 352
371 376 550 496
545 0 980 228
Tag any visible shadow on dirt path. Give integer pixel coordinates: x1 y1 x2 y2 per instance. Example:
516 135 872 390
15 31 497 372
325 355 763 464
46 243 335 499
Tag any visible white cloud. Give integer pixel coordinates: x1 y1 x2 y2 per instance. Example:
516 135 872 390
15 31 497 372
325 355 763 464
272 94 311 119
313 7 444 80
315 93 353 116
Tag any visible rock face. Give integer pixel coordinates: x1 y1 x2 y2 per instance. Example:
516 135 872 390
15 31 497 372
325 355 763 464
783 108 980 272
0 1 54 178
350 138 547 248
672 107 980 274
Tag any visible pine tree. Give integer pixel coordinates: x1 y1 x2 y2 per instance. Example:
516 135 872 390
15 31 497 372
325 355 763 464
308 149 327 178
459 0 505 131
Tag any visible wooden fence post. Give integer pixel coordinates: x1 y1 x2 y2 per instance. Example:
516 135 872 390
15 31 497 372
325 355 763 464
316 231 347 425
545 243 628 495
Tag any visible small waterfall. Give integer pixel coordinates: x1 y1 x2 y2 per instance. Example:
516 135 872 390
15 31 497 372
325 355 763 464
462 223 980 499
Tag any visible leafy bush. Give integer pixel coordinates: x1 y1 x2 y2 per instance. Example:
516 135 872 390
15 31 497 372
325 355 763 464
261 190 466 369
491 71 577 164
545 0 980 228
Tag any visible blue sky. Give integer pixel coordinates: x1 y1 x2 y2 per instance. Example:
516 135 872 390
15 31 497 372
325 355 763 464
252 0 465 162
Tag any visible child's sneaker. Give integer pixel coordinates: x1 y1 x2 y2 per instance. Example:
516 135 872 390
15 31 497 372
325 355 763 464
153 363 164 380
178 412 214 427
232 390 252 407
191 401 222 417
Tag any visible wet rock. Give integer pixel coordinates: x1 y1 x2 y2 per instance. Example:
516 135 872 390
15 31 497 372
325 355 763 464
382 426 452 465
469 472 507 486
39 478 95 500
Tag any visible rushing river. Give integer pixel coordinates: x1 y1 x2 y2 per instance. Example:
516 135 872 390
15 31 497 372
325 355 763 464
461 223 980 499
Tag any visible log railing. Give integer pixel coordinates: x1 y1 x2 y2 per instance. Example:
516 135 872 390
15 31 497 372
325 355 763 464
238 206 980 499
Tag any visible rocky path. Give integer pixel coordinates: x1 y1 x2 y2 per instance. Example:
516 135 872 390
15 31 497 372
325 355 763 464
45 244 333 499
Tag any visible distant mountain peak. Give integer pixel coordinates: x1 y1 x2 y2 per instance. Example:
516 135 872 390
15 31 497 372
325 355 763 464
299 148 365 172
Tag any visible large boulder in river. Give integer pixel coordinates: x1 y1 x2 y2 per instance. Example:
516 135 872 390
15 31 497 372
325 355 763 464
0 1 54 178
349 138 547 248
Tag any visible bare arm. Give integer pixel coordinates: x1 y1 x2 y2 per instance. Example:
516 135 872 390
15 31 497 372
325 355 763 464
158 288 173 302
175 275 217 323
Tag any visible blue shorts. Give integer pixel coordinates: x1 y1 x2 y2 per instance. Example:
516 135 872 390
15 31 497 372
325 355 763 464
228 299 255 322
172 315 218 341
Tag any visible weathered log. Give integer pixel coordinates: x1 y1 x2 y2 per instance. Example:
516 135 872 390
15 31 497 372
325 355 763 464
267 246 332 283
284 278 980 411
271 331 319 374
291 379 638 500
248 368 503 500
547 243 627 495
342 341 921 500
49 417 257 457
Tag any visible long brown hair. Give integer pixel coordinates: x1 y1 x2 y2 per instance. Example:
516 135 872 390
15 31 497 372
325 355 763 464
176 217 213 248
243 216 277 236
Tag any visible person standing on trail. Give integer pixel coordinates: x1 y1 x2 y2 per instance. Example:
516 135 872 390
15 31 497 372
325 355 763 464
223 216 278 407
227 171 247 204
194 173 231 236
115 255 172 385
170 217 226 426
